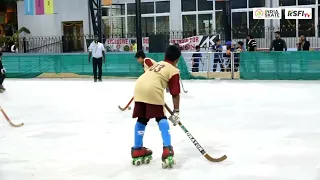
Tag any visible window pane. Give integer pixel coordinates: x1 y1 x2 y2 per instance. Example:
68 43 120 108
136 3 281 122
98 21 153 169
181 0 196 12
156 1 170 13
111 4 125 16
198 14 213 35
298 0 315 5
280 9 296 37
141 17 154 36
279 0 296 6
298 8 315 36
232 12 247 39
215 1 224 10
182 15 196 37
156 16 169 33
111 17 125 37
231 0 247 9
249 0 265 8
103 18 111 38
102 7 109 16
198 0 213 11
215 11 224 32
127 3 135 15
141 2 154 14
249 11 265 38
127 16 136 37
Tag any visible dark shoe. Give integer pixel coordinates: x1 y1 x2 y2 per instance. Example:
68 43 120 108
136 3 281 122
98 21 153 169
98 79 102 82
94 79 97 82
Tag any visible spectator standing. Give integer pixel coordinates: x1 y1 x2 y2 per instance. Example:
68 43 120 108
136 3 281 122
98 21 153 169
191 45 202 72
88 36 106 82
233 41 244 72
246 35 257 51
212 39 222 72
297 34 310 51
270 31 287 51
11 42 18 53
0 49 6 92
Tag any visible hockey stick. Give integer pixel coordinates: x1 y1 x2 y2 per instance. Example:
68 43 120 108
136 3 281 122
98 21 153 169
164 104 227 162
180 79 188 93
118 97 133 111
0 105 24 128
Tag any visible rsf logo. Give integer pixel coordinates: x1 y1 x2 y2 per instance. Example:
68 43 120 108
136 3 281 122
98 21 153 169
285 8 312 19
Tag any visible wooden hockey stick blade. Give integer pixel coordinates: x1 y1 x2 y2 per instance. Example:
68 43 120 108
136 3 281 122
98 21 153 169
180 80 188 93
118 97 134 111
165 104 227 162
117 105 126 111
204 153 227 162
0 107 24 128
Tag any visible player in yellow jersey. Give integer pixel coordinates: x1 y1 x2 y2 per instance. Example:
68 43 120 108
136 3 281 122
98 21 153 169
135 50 157 71
131 45 181 168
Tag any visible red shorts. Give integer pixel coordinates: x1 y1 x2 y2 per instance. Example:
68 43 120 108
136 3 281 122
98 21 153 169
132 102 165 119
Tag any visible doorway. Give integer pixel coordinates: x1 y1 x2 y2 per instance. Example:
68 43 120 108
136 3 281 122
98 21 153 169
62 21 84 52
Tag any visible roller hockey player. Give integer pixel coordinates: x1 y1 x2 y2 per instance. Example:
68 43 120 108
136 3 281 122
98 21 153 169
135 50 156 72
132 45 181 169
0 52 5 93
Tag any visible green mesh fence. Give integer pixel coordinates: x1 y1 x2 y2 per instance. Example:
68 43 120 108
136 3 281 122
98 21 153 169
2 53 202 79
240 51 320 80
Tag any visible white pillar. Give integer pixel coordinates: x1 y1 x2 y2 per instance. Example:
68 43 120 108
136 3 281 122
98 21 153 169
170 0 182 31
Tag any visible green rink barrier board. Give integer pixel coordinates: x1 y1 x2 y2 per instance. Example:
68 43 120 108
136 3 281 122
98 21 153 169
240 51 320 80
2 53 205 80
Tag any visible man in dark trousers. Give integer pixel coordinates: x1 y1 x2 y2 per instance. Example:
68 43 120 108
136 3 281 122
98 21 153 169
0 50 6 92
88 36 106 82
191 45 202 72
297 34 310 51
269 31 287 78
270 31 287 51
212 39 223 72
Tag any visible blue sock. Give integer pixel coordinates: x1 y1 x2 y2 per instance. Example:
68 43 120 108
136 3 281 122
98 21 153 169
158 119 171 147
133 121 146 148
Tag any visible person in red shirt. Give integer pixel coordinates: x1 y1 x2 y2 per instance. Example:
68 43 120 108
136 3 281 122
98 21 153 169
135 50 156 72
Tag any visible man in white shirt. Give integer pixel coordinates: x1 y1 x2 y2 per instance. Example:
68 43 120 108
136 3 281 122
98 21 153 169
88 36 106 82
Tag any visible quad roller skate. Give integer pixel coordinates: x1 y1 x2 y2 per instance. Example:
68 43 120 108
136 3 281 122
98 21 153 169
162 146 175 169
0 85 5 93
131 147 153 166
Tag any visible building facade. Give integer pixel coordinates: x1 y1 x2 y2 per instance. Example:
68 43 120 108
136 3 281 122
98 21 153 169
17 0 91 37
107 0 319 41
15 0 320 50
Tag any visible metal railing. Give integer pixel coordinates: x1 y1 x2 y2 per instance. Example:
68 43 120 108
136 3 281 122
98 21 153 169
1 26 319 53
182 51 240 79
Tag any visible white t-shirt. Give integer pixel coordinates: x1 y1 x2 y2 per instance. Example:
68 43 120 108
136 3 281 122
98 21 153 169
88 42 105 58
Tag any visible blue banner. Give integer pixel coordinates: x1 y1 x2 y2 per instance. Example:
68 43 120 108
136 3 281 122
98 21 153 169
24 0 35 15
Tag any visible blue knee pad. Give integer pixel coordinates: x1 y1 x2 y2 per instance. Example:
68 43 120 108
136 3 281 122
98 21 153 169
134 121 146 148
158 119 171 147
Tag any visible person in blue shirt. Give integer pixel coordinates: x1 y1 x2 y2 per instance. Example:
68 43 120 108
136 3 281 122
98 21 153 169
212 39 222 72
191 45 202 72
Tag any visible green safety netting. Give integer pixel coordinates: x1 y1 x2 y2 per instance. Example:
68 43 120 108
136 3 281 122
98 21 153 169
2 53 204 79
240 51 320 80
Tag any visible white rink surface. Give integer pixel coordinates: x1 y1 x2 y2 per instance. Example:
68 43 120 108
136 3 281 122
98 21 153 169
1 79 320 180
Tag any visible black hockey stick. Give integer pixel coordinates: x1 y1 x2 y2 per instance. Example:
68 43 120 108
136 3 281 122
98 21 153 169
180 79 188 93
164 104 227 162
